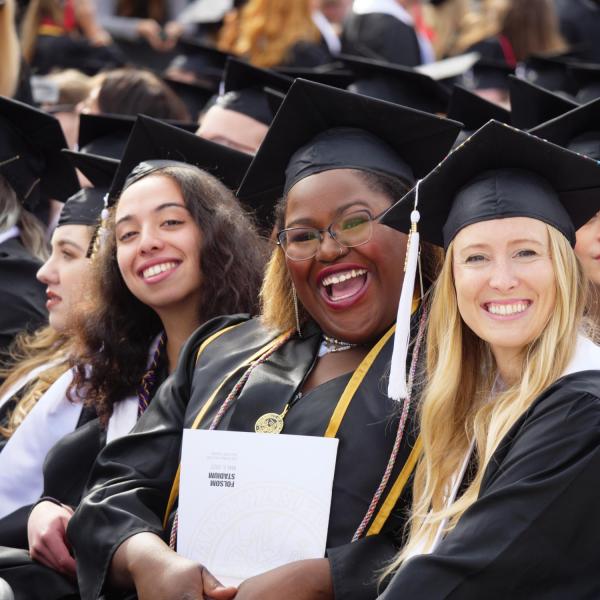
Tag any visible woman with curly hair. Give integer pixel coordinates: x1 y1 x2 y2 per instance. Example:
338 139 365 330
0 117 265 598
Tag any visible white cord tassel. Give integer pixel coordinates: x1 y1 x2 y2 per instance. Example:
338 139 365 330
388 182 421 401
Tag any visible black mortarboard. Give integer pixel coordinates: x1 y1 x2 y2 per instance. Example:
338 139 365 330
380 120 600 249
108 115 252 204
448 85 510 135
509 75 578 129
529 97 600 161
58 153 118 227
518 55 573 92
340 54 450 114
215 59 292 125
162 77 216 121
78 113 199 159
237 79 462 223
461 59 513 91
77 113 136 159
568 62 600 104
0 96 78 208
274 66 356 89
169 38 229 85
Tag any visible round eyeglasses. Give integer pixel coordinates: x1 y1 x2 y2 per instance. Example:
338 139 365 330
277 208 386 261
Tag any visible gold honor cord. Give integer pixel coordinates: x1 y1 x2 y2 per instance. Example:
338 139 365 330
163 322 420 534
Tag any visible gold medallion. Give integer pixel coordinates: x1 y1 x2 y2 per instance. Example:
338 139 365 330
255 412 284 434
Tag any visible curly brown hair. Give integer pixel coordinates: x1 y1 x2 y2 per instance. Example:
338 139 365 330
72 164 268 424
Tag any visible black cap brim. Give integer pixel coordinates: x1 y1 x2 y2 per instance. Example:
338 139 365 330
340 53 450 114
0 96 79 204
63 150 120 189
381 120 600 247
108 114 252 203
237 78 462 212
448 85 510 132
509 75 578 129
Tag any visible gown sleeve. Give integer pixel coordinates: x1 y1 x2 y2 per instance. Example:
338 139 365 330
67 314 247 600
379 376 600 599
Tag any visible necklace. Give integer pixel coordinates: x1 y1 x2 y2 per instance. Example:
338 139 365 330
319 334 358 356
255 391 302 434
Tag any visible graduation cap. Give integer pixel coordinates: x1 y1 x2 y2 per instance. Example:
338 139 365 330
380 120 600 249
58 152 119 228
237 78 462 226
460 59 513 91
215 58 293 125
107 114 252 205
448 85 510 135
568 62 600 104
162 77 216 121
274 66 356 89
169 38 230 85
518 55 573 92
0 96 79 208
509 75 579 130
529 97 600 161
78 113 199 160
340 53 450 114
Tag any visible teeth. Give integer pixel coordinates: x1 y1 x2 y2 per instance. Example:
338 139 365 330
142 262 178 279
321 268 367 287
487 302 529 316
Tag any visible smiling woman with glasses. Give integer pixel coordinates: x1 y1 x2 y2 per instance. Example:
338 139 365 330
66 80 460 600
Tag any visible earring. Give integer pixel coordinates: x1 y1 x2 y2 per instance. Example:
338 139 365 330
292 284 302 337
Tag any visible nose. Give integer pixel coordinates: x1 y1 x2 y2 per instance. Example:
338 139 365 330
488 257 518 292
138 225 165 254
36 255 58 285
315 230 347 262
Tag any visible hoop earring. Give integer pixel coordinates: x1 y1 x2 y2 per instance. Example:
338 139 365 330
292 284 302 337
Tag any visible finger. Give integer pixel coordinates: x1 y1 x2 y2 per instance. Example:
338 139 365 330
44 533 76 576
201 568 237 597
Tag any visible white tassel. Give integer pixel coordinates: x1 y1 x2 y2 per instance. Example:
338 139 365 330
388 183 421 401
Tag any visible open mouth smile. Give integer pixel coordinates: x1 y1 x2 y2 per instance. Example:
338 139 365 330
483 300 532 318
318 266 369 309
139 260 181 283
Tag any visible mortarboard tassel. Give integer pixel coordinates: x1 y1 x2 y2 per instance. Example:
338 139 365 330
388 180 421 401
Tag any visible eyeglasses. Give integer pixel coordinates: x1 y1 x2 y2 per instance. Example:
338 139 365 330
277 208 387 261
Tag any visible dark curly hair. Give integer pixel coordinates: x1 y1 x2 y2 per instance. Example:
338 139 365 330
72 164 268 424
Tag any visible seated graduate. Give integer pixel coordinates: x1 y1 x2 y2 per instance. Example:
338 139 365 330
0 117 265 599
528 97 600 328
377 120 600 598
0 97 79 358
0 152 113 451
66 79 461 600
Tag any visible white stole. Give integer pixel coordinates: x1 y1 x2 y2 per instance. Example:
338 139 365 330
312 10 341 55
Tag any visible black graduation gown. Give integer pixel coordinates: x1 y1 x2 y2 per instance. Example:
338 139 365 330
68 314 423 600
341 13 421 67
0 238 47 359
379 370 600 599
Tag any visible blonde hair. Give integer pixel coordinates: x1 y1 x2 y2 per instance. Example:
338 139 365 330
0 326 70 439
0 0 20 98
218 0 321 68
260 245 306 332
384 224 587 576
20 0 64 63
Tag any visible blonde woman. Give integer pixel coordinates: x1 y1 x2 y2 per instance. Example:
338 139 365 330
218 0 331 68
378 120 600 597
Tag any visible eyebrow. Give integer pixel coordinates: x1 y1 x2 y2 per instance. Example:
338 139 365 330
115 202 188 227
285 200 372 228
56 239 85 252
459 238 545 253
